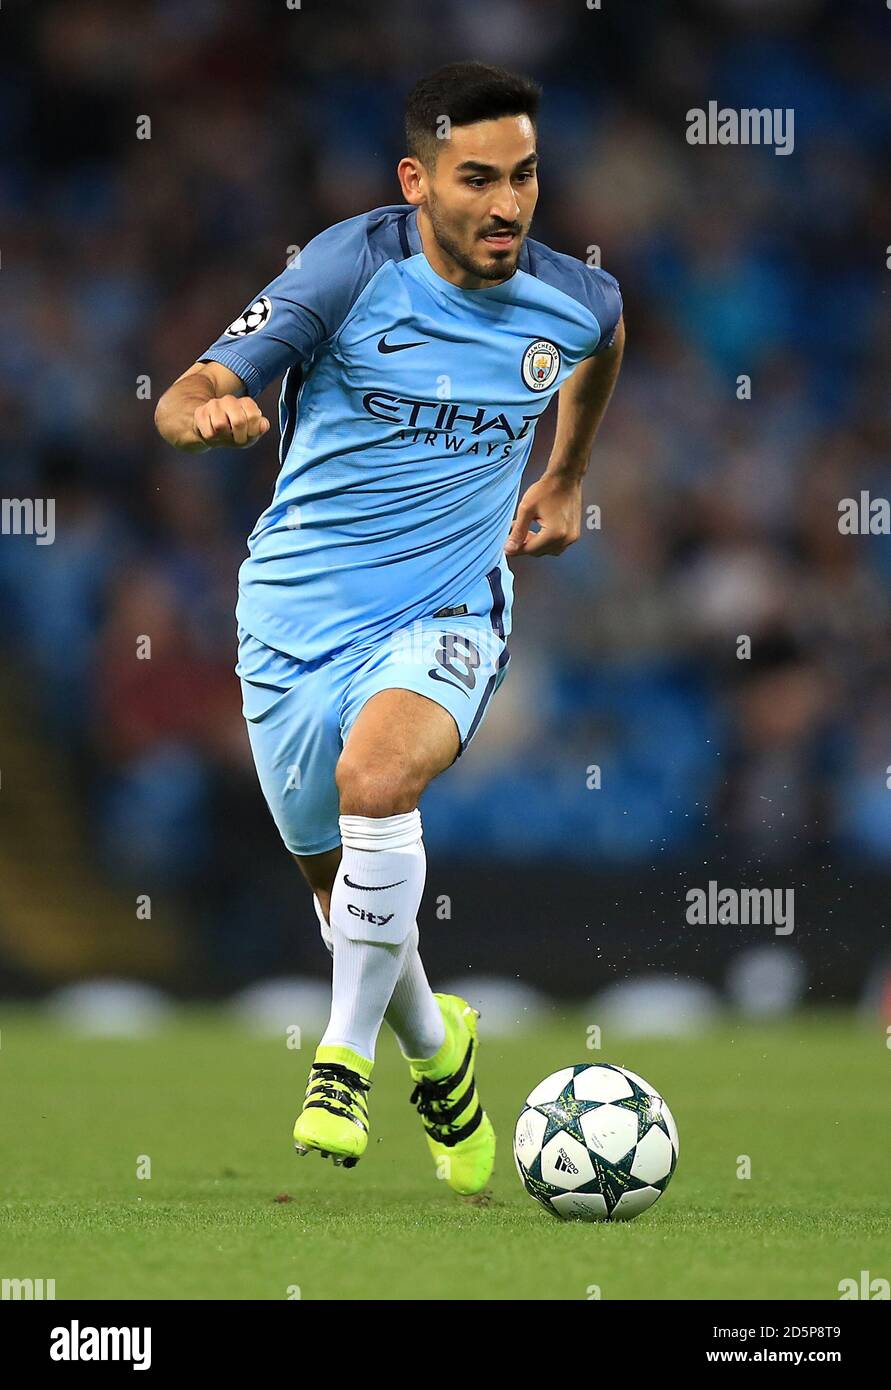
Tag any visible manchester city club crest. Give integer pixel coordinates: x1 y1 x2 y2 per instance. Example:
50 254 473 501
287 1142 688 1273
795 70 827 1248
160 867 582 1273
521 339 561 391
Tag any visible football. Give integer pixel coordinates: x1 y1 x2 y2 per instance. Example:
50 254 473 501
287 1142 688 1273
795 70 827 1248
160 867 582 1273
513 1063 679 1221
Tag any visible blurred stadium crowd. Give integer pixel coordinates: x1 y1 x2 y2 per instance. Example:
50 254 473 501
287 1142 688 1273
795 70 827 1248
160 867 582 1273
1 0 890 958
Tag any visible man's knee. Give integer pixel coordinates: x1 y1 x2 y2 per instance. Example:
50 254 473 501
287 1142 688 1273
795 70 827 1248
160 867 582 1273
335 754 424 818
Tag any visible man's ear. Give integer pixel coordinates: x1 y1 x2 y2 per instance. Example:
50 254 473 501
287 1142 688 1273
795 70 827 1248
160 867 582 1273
396 156 425 205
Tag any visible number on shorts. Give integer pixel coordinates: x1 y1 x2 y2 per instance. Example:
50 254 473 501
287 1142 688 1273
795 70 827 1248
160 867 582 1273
432 633 481 690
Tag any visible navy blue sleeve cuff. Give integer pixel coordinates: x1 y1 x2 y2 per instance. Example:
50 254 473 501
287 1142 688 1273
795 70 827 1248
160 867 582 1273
199 348 267 398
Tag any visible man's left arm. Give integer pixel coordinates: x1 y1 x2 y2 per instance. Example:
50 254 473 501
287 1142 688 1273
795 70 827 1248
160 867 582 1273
505 316 625 557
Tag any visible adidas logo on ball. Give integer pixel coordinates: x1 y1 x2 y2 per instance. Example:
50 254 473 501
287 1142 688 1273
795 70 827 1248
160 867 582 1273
554 1148 579 1175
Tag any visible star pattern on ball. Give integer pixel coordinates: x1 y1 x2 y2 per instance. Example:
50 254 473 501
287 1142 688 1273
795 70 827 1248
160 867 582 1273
580 1152 654 1215
611 1073 672 1145
532 1080 595 1148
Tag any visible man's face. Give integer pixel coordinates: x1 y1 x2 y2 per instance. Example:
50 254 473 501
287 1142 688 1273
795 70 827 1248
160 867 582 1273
422 115 538 283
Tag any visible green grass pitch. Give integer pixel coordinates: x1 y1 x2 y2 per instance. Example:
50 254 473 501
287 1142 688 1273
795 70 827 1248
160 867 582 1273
1 1007 888 1300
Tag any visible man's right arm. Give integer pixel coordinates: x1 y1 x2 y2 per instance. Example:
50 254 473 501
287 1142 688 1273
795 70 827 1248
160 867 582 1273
155 215 377 452
154 360 271 452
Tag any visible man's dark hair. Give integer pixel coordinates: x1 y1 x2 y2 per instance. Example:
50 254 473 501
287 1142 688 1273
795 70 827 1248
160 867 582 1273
405 62 542 167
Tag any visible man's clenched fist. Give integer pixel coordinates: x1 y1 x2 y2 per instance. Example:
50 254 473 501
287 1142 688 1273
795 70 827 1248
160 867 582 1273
193 395 270 448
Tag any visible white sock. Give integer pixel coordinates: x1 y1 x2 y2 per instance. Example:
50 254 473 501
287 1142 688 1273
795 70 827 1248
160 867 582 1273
319 810 428 1062
383 922 446 1059
313 900 446 1061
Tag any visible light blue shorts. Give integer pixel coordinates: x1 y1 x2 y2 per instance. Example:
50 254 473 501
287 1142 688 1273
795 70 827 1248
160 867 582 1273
237 581 511 857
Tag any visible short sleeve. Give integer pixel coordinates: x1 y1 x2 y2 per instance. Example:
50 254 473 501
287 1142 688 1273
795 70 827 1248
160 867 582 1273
199 217 378 395
583 267 623 357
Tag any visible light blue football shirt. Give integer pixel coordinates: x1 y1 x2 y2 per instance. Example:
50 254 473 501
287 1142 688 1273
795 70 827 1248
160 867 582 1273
200 204 621 663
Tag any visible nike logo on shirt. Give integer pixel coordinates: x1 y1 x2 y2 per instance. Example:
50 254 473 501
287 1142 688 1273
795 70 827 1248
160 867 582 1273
377 334 427 353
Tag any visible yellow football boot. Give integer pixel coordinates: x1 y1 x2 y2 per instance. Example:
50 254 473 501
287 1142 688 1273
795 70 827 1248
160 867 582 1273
406 994 495 1196
293 1044 373 1167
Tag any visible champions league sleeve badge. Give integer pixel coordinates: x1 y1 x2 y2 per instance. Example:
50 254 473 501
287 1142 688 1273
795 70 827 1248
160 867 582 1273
224 296 273 338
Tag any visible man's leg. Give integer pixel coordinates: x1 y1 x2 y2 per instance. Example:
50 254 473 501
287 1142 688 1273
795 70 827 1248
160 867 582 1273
297 853 445 1059
292 844 445 1060
291 846 341 926
289 688 491 1181
310 687 456 1064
